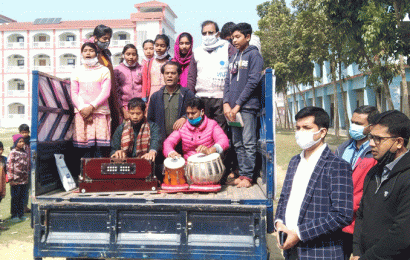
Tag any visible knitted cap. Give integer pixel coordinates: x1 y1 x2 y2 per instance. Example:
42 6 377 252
12 134 24 148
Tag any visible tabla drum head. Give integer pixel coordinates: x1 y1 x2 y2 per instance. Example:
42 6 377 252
187 152 220 163
164 157 186 169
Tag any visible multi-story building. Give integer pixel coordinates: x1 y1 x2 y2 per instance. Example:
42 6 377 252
0 0 177 127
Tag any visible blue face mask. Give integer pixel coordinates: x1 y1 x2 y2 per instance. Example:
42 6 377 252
349 123 367 140
188 116 202 126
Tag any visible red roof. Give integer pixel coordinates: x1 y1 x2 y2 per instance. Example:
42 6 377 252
0 14 16 23
134 0 168 8
0 19 136 31
130 12 164 21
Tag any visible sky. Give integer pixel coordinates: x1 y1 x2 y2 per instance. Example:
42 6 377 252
0 0 292 49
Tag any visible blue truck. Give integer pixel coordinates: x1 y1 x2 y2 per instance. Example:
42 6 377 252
30 68 276 260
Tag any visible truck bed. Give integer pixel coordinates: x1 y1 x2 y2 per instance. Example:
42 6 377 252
36 180 267 205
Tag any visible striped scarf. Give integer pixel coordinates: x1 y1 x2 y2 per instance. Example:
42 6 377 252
120 118 150 158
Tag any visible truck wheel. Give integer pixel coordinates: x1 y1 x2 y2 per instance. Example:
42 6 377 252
34 258 43 260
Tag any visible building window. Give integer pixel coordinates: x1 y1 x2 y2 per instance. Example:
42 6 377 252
17 82 24 90
118 34 127 40
18 105 25 114
17 60 24 66
17 36 24 42
39 35 47 42
66 35 75 41
67 59 75 65
39 59 46 66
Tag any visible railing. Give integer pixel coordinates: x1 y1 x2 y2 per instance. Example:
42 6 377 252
111 39 131 47
8 114 25 119
6 66 26 72
33 66 52 71
7 42 25 49
57 65 76 72
59 41 79 48
7 90 26 97
33 42 52 48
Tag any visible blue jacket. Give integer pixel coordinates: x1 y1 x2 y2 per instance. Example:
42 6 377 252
275 146 353 260
147 86 195 141
223 45 264 111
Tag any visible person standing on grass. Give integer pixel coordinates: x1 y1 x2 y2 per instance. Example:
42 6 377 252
275 106 353 260
0 141 8 230
18 124 31 214
7 134 29 223
334 106 379 260
352 110 410 260
223 23 264 188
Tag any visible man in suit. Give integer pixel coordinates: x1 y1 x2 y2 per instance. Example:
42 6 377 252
275 106 353 260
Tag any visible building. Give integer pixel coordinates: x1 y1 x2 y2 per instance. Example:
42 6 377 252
0 1 177 127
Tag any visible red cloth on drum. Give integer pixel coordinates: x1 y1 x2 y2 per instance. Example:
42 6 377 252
120 118 151 157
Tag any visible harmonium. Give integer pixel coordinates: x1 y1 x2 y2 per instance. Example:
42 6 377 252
79 158 158 193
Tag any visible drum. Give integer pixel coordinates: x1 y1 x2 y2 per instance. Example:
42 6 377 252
163 157 187 186
186 153 225 185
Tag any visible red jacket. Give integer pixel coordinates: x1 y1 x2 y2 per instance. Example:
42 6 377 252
335 139 377 234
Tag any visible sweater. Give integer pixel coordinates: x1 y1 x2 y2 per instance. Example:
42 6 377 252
186 39 230 98
7 148 29 186
163 116 229 160
223 45 264 111
147 86 196 141
141 56 172 100
114 62 143 108
353 151 410 259
110 121 161 157
335 139 377 234
70 64 111 114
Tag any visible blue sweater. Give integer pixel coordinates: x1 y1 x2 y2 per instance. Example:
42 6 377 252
223 45 264 111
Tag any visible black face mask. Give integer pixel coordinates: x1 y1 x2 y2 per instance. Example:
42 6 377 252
377 141 397 168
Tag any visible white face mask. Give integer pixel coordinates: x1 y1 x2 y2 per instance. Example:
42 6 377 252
295 128 324 150
202 34 218 46
154 50 169 60
82 57 99 67
123 59 137 68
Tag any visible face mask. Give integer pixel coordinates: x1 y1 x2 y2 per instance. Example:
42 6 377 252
188 116 202 126
123 59 137 68
154 50 169 60
349 123 367 141
377 141 397 167
82 57 99 67
295 129 323 150
96 40 110 50
202 34 218 46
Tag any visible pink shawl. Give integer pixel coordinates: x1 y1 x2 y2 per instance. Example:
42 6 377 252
172 32 193 88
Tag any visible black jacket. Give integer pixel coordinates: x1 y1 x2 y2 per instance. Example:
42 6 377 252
353 151 410 259
147 86 195 141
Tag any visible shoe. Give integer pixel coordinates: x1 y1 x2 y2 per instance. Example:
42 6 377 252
24 207 31 213
10 217 21 223
20 216 28 221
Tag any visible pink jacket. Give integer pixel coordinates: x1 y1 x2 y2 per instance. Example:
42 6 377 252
114 62 143 108
163 116 229 160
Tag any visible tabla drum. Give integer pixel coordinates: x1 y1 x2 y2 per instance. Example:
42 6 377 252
186 153 225 185
162 157 188 187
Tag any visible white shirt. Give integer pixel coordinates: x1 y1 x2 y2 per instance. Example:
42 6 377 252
284 143 327 238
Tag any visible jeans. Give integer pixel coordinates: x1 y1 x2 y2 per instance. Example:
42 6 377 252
11 184 28 218
231 112 257 179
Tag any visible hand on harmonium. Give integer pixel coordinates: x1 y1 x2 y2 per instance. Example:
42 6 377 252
168 151 182 159
111 150 127 159
141 150 157 162
195 145 217 155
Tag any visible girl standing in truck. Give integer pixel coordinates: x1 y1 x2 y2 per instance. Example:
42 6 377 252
172 32 193 88
71 42 111 158
114 44 143 121
142 34 172 104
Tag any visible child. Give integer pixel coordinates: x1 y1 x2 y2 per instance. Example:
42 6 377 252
172 32 193 88
223 23 264 188
7 134 29 222
71 42 112 158
142 39 155 67
18 124 31 213
142 34 172 103
91 24 120 137
114 44 143 121
0 141 7 229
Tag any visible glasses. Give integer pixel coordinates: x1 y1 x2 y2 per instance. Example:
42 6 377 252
368 134 397 145
202 31 216 36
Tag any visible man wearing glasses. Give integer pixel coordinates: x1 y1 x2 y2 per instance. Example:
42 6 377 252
335 106 379 260
352 110 410 260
